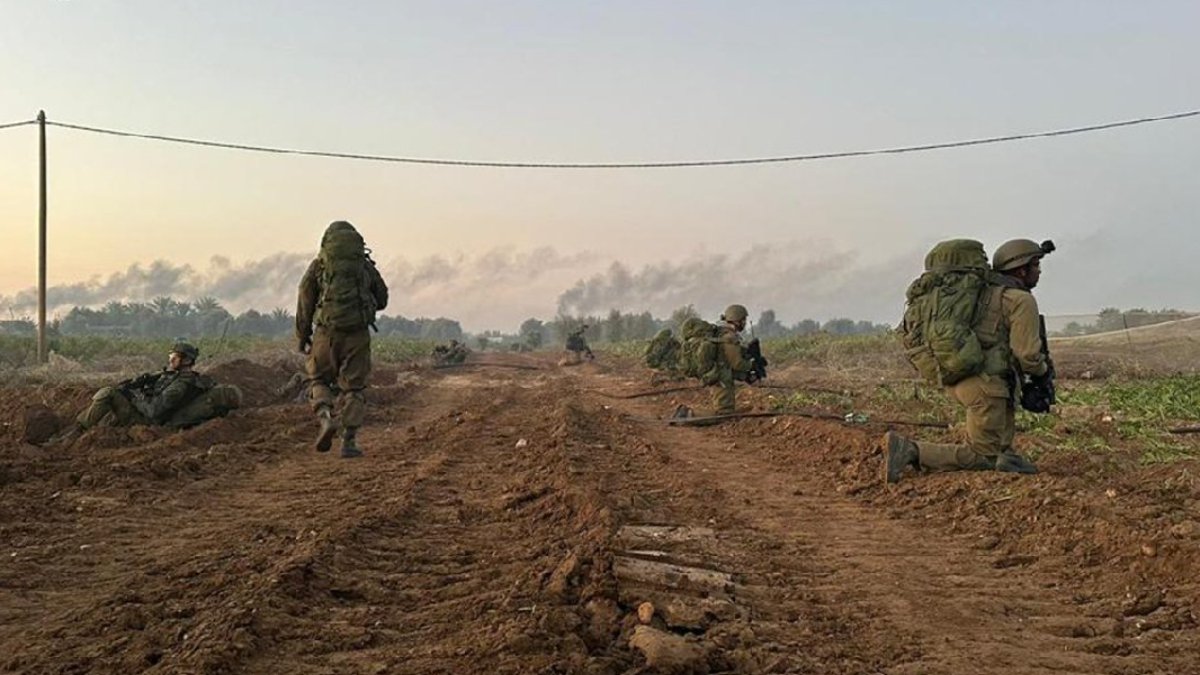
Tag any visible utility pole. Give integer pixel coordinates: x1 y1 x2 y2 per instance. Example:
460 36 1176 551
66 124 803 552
37 110 48 363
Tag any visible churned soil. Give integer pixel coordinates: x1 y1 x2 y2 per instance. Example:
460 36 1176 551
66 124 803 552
2 354 1198 674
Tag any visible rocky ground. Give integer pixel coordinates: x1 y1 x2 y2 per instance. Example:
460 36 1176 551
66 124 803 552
2 352 1198 674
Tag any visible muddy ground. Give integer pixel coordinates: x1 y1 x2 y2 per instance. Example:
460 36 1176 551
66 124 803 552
2 354 1199 674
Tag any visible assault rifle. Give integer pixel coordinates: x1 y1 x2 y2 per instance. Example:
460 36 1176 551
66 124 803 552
1019 314 1056 413
746 338 769 383
118 372 159 396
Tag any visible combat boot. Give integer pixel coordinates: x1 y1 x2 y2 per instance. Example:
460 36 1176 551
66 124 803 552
995 451 1038 474
882 431 920 484
314 407 336 453
340 429 363 459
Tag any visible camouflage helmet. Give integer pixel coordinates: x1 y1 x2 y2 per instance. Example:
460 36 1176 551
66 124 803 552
721 304 749 323
993 239 1056 272
321 220 358 244
170 341 200 362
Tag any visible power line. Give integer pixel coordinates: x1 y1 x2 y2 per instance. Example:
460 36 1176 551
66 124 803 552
0 119 36 131
29 108 1200 169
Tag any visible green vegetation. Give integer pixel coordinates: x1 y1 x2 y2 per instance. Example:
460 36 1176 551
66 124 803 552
0 334 434 368
763 332 899 365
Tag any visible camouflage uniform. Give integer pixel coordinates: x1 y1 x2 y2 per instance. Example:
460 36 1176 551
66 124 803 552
295 224 389 442
564 327 593 364
77 369 241 430
916 276 1048 471
713 323 755 415
433 340 469 366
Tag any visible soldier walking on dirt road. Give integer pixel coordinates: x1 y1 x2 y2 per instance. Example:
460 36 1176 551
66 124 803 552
296 221 389 459
886 238 1055 483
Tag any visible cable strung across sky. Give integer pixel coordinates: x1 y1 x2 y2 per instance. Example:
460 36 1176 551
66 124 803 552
2 109 1197 169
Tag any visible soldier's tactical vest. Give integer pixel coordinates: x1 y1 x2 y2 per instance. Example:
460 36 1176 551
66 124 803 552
316 226 378 331
900 239 1012 386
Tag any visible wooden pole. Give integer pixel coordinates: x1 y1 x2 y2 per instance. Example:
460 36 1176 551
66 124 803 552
37 110 47 363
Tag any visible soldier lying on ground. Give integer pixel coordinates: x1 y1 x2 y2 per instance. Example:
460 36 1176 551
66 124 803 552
75 341 242 431
432 339 470 366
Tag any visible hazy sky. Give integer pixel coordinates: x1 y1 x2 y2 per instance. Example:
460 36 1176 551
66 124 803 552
1 1 1197 330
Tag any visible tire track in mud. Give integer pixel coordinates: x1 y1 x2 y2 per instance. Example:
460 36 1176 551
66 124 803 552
235 369 626 674
577 369 1200 674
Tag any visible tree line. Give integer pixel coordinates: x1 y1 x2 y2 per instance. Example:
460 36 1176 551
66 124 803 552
1 298 890 348
2 296 464 341
1056 307 1194 337
501 306 891 351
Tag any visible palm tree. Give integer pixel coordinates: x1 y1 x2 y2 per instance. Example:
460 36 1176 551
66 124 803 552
193 296 224 314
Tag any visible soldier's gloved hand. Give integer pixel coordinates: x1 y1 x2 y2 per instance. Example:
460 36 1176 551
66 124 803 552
745 370 760 385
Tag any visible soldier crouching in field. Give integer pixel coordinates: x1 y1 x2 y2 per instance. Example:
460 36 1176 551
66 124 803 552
886 238 1055 484
563 324 595 365
75 341 242 431
709 304 765 415
296 221 389 458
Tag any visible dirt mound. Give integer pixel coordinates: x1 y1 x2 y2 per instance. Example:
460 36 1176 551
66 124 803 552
205 358 297 407
21 404 62 444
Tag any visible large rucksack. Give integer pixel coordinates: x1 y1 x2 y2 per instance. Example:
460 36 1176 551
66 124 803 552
678 317 723 384
644 329 681 371
899 239 994 386
316 225 378 331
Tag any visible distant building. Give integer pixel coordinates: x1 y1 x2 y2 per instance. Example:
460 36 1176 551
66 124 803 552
0 320 36 335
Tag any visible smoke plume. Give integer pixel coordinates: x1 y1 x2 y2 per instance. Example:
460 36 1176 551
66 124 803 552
556 242 919 325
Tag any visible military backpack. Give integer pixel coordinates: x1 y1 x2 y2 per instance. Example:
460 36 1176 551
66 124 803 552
899 239 996 386
678 317 723 385
316 226 378 331
644 328 681 371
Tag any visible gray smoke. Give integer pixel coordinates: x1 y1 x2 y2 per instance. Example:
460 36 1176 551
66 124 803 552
0 246 595 330
0 254 312 317
557 242 922 325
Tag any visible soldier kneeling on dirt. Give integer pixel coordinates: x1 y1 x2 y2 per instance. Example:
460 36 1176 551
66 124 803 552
75 341 242 431
886 238 1054 484
563 325 595 365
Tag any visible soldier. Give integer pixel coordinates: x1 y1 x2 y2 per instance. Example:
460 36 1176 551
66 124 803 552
564 324 595 365
296 221 389 459
711 304 762 415
76 341 242 430
884 239 1052 483
432 339 469 366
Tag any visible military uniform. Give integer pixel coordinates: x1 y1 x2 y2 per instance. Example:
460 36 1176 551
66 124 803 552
713 324 754 415
886 238 1053 482
916 277 1048 470
432 341 468 366
564 327 593 364
77 361 241 430
296 221 389 456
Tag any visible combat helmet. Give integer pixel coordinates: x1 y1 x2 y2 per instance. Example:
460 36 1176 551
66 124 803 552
993 239 1055 272
171 340 200 362
321 220 359 245
721 304 749 323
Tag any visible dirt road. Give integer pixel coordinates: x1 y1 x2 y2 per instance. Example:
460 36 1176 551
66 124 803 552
2 357 1198 673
